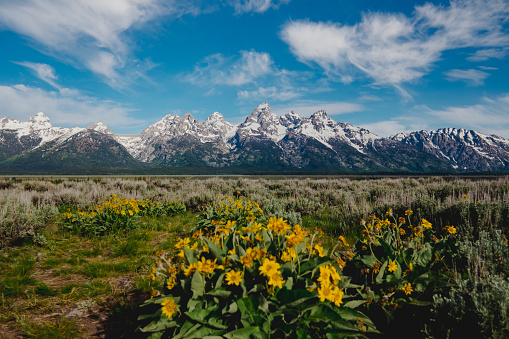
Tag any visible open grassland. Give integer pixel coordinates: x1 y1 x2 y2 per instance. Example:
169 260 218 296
0 176 508 338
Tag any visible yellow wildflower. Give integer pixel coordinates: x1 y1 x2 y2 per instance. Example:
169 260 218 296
332 286 344 306
161 298 178 319
225 270 243 286
268 271 285 289
259 258 281 277
338 235 349 247
167 276 176 290
317 283 333 302
405 210 413 216
399 228 406 236
421 219 432 229
314 244 325 257
388 260 398 273
183 262 198 277
402 283 413 295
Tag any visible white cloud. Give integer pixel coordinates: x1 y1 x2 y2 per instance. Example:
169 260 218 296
281 0 509 91
14 62 60 89
0 0 200 88
183 50 273 86
271 100 364 117
444 68 490 86
467 48 508 61
228 0 290 14
0 84 143 130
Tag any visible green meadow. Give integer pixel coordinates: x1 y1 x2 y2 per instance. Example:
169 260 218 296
0 176 508 338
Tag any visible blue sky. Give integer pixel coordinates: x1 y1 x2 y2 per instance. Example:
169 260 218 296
1 0 509 137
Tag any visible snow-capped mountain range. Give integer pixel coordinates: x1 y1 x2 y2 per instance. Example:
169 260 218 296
1 102 508 172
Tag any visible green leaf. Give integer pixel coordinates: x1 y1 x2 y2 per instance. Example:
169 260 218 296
203 238 226 262
299 256 331 276
386 274 399 284
376 261 387 284
184 248 197 264
222 301 238 315
394 262 402 279
207 287 231 298
285 276 294 290
173 322 200 339
416 245 432 267
186 308 211 323
379 239 395 259
207 316 228 330
215 272 225 289
224 326 268 339
342 300 366 309
360 255 378 267
183 325 224 338
307 304 357 331
140 316 177 333
191 270 205 299
147 332 164 339
237 297 263 327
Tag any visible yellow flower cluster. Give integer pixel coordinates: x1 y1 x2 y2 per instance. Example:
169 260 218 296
259 258 285 289
316 264 344 306
63 195 184 234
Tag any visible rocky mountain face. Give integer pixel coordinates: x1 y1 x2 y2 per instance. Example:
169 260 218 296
391 128 509 172
1 103 508 173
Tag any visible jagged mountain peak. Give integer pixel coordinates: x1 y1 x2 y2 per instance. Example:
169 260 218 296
88 121 114 135
28 112 51 126
310 110 328 119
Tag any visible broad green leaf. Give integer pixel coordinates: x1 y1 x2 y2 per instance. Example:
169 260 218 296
416 245 432 267
394 263 402 280
191 270 205 298
285 276 294 290
184 248 197 264
147 332 164 339
360 255 378 267
215 272 225 289
224 326 268 339
208 316 228 330
140 316 177 332
222 301 238 314
376 261 387 284
342 300 366 309
172 321 195 339
379 239 395 259
183 325 224 338
186 308 211 323
237 297 262 327
203 238 226 262
258 295 269 313
207 287 231 298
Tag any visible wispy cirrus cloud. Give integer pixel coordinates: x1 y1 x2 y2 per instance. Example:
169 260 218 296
444 68 490 86
183 50 318 103
0 0 202 89
13 62 60 89
280 0 509 93
227 0 291 14
0 84 143 130
183 50 273 86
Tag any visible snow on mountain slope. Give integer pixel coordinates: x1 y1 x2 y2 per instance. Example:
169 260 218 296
0 113 84 149
392 128 509 171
